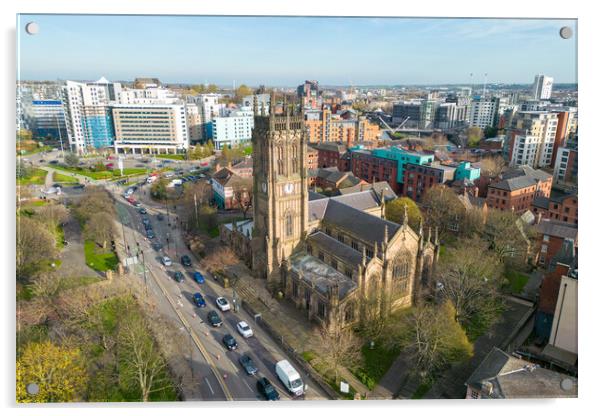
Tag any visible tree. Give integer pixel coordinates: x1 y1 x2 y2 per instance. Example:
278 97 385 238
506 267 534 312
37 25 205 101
17 341 88 403
479 155 505 178
17 128 33 142
16 160 31 179
84 212 115 248
64 152 80 168
484 126 498 139
391 301 473 381
234 84 253 102
30 272 62 299
203 246 238 273
17 216 57 279
467 126 482 148
117 310 171 402
150 178 168 200
482 209 533 269
437 236 504 333
74 187 115 222
207 84 219 93
36 203 69 232
385 197 423 231
231 179 253 219
421 186 467 239
314 327 362 383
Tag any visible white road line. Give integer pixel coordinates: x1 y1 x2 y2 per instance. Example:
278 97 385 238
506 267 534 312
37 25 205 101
205 378 215 395
229 359 238 373
244 379 253 393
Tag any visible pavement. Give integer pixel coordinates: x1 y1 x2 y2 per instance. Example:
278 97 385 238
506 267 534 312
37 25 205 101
109 182 329 401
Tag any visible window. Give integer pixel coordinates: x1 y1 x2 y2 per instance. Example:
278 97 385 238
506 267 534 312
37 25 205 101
351 240 359 251
318 251 325 261
366 248 374 258
285 213 293 237
307 244 313 255
541 244 548 253
317 301 326 319
338 233 345 243
345 268 353 278
331 259 338 269
344 305 355 323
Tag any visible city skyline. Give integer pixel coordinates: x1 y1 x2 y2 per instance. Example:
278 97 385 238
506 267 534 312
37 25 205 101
17 15 577 85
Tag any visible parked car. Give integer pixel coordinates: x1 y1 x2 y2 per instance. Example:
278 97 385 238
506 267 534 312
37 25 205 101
73 184 85 189
157 213 164 221
173 271 184 283
106 163 114 169
52 183 63 188
216 297 231 312
138 207 147 215
193 271 205 284
161 256 172 266
238 354 258 376
207 310 222 327
257 377 280 401
146 230 155 239
236 321 253 338
134 201 142 208
222 334 238 350
144 223 152 231
152 242 163 251
181 255 192 267
49 160 59 165
192 293 206 308
142 217 151 225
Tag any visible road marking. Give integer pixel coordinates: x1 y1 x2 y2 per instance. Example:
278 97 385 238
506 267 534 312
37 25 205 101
205 378 214 395
244 379 253 393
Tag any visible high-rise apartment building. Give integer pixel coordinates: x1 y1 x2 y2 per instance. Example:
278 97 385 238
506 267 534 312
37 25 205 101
22 99 67 140
62 77 122 153
468 96 500 129
532 74 554 100
211 108 254 150
507 111 558 168
196 93 225 141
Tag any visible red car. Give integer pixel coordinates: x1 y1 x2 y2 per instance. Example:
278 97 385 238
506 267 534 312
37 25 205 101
106 163 114 169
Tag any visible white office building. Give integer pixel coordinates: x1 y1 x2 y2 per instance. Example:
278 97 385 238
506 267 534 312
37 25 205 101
532 74 554 100
61 77 122 153
468 97 500 129
211 108 254 150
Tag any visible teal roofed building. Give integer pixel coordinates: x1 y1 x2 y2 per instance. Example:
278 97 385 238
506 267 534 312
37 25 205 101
371 146 434 183
454 161 481 181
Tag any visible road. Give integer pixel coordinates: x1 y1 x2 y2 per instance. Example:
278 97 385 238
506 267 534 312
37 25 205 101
108 182 328 401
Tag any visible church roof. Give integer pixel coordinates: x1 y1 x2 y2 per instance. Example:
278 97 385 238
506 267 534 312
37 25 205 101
307 189 383 224
307 231 364 267
289 252 358 299
322 199 400 244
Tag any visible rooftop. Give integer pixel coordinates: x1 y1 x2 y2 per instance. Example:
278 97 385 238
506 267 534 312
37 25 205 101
289 252 357 299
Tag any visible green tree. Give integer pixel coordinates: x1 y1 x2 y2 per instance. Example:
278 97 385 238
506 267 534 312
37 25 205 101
207 84 219 93
385 197 423 231
17 341 88 403
391 301 473 381
467 126 482 148
234 84 253 102
482 209 533 269
484 126 498 139
17 160 31 179
150 178 168 200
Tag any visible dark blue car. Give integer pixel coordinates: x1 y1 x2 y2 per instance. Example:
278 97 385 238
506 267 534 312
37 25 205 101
193 271 205 284
192 292 206 307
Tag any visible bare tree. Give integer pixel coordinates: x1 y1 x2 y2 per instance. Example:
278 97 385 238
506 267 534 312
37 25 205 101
482 209 533 269
437 237 505 331
17 216 57 278
203 246 238 273
30 273 62 299
315 326 362 383
84 212 115 248
479 155 505 178
232 185 253 219
36 203 69 231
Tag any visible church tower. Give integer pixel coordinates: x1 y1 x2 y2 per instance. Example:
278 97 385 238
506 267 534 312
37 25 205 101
251 93 308 288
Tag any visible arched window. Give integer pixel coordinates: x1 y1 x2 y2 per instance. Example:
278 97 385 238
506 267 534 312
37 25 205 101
344 304 355 323
285 212 293 237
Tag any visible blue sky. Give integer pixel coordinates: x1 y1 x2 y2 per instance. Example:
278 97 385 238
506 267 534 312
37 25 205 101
17 15 577 86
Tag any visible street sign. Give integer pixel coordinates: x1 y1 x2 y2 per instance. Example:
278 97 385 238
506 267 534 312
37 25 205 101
340 382 349 394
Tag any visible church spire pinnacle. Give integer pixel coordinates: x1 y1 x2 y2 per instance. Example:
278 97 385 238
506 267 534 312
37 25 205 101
403 204 408 227
428 227 432 243
362 246 366 266
434 226 439 245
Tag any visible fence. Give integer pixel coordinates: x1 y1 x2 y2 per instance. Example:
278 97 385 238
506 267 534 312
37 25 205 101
240 299 339 400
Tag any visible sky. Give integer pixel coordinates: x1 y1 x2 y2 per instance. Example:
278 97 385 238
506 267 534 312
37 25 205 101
17 15 577 86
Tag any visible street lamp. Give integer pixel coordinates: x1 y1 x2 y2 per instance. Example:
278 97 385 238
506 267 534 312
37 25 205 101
138 246 148 297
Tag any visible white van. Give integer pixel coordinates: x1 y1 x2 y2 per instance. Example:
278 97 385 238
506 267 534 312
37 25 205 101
171 179 183 187
275 360 304 396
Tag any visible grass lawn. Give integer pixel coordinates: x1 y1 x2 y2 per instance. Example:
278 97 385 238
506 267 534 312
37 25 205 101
84 240 119 272
53 165 147 180
17 144 51 155
55 224 65 249
156 154 186 160
304 352 357 400
505 270 530 294
17 168 48 186
352 342 401 390
52 171 80 183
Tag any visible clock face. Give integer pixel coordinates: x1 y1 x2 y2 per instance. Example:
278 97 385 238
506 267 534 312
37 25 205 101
284 183 294 195
261 182 267 193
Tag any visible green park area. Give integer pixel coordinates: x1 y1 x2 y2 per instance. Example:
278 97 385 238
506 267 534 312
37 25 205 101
84 240 119 272
17 168 47 186
53 165 147 180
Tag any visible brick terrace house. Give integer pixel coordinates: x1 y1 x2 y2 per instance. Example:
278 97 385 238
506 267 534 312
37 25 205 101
211 167 253 210
485 166 552 213
313 142 348 168
534 218 578 268
531 191 578 226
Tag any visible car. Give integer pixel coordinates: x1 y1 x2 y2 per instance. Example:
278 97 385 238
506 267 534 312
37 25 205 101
142 217 150 224
207 310 222 327
157 213 164 221
164 172 174 178
222 334 238 350
161 256 172 266
49 160 59 165
138 208 147 215
52 183 63 188
73 184 85 189
152 242 163 251
257 377 280 401
134 202 142 208
135 164 144 167
39 159 46 163
216 297 231 312
146 230 155 239
181 255 192 267
193 271 205 284
192 292 206 307
236 321 253 338
106 163 114 169
144 223 152 231
238 354 258 376
173 271 184 283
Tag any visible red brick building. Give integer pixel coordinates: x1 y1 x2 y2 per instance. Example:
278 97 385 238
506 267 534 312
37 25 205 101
402 162 456 202
534 219 578 268
349 149 401 194
313 142 348 168
307 146 318 170
485 166 552 213
531 192 578 226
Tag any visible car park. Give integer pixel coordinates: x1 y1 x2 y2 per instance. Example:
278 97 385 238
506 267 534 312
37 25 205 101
222 334 238 350
161 256 172 266
216 297 231 312
257 377 280 401
173 271 184 283
238 355 258 376
207 310 222 327
192 293 206 308
236 321 253 338
193 271 205 284
181 255 192 267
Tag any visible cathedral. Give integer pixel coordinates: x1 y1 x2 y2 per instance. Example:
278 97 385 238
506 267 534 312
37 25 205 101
223 93 439 330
